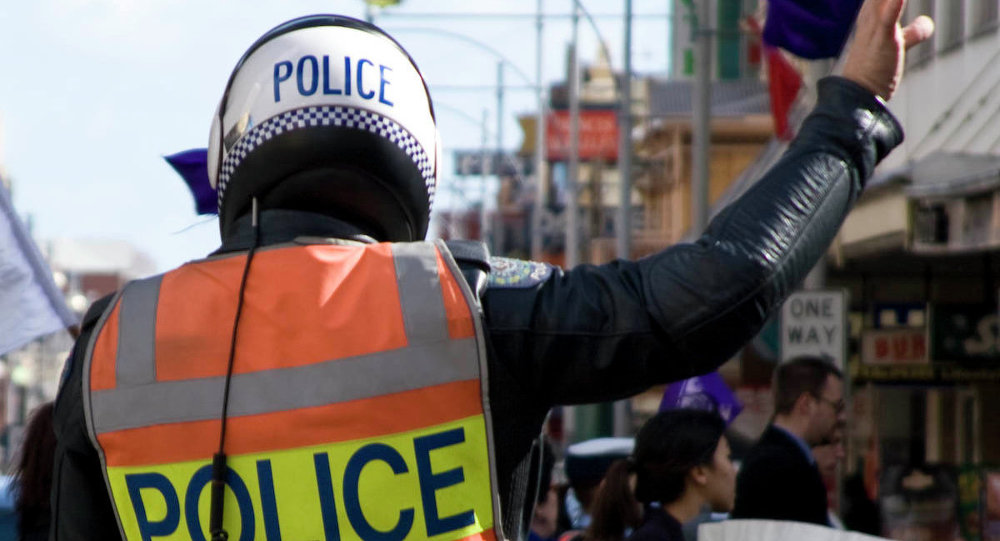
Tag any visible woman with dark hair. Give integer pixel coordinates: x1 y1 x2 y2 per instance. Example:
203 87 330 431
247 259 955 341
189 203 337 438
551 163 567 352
12 402 56 541
585 409 735 541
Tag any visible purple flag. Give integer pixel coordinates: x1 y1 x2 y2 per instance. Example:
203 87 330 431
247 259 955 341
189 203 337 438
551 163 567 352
660 372 743 424
763 0 864 60
165 149 216 215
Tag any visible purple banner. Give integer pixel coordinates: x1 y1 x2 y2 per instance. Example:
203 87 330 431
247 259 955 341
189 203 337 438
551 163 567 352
659 372 743 424
763 0 864 60
165 148 216 215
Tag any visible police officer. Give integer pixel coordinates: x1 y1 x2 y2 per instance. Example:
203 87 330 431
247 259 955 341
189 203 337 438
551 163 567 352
51 3 933 540
560 437 635 538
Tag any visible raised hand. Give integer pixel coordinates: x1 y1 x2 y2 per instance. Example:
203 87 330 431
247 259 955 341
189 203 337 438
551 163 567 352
841 0 935 101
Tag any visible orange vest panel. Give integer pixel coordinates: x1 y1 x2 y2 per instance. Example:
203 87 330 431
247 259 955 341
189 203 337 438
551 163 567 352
83 241 501 541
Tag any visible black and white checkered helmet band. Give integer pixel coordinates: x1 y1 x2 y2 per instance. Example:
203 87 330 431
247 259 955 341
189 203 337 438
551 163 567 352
217 105 436 212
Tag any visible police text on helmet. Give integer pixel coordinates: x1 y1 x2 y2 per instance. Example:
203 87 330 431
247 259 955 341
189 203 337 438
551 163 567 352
273 55 394 106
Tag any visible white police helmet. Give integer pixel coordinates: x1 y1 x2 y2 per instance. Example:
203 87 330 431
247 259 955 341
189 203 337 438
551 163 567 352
208 15 438 241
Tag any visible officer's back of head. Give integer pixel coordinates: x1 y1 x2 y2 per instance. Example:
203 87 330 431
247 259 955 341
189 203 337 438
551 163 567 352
564 437 635 512
207 15 440 243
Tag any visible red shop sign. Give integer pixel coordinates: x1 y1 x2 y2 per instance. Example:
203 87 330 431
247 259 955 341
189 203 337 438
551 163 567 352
545 109 619 161
861 328 929 365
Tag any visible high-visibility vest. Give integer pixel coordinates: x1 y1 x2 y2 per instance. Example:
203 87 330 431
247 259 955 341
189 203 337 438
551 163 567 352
82 240 503 541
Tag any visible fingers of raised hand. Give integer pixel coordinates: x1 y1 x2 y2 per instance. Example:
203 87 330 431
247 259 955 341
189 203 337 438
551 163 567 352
902 15 935 50
880 0 906 26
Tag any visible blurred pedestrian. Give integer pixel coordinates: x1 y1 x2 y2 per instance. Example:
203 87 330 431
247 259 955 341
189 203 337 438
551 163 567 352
49 0 931 537
842 471 882 535
813 436 845 481
529 437 560 541
812 433 846 528
12 402 55 541
559 438 635 541
583 409 735 541
731 356 846 525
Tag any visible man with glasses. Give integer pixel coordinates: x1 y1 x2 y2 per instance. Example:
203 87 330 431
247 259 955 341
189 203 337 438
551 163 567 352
731 356 847 525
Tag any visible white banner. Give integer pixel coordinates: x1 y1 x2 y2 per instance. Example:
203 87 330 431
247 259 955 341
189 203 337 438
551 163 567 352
0 182 77 356
699 520 890 541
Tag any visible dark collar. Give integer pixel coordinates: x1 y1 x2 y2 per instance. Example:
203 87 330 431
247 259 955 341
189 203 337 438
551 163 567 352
767 424 815 465
214 210 378 254
637 506 684 540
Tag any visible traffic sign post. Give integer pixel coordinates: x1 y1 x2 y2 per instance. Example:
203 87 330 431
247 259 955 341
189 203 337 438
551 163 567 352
780 289 848 369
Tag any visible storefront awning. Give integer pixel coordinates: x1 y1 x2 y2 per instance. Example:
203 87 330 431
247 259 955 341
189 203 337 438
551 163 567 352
903 151 1000 199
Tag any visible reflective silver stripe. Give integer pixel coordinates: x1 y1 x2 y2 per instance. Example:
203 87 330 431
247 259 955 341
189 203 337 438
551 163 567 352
115 276 162 386
434 239 505 540
391 242 450 345
80 286 133 540
90 337 479 434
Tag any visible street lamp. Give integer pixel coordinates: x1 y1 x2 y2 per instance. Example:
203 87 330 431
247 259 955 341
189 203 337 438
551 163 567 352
384 27 536 86
691 0 712 237
361 0 402 23
433 101 532 248
531 0 547 261
618 0 633 262
563 0 634 266
382 26 543 252
384 8 549 262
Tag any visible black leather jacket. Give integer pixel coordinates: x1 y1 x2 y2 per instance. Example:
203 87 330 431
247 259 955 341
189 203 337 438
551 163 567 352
50 76 902 540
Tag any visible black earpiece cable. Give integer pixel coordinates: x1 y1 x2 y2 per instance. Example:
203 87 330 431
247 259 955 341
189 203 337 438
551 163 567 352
210 197 260 541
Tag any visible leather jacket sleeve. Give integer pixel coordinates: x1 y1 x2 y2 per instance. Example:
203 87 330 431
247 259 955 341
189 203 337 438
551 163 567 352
482 76 902 406
50 296 123 540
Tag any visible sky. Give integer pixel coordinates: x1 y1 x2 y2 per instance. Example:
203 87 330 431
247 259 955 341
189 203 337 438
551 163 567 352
0 0 673 272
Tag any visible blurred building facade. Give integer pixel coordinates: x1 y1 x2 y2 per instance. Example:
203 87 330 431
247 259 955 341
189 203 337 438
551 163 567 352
647 2 1000 537
501 1 1000 537
822 3 1000 538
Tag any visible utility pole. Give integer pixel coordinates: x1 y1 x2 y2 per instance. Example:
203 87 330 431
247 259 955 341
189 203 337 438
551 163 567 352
566 3 581 268
497 62 505 162
495 62 505 254
691 0 712 236
480 108 490 247
616 0 633 261
531 0 547 261
613 0 633 439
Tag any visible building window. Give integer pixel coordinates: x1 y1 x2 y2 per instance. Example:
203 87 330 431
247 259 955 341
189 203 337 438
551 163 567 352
907 0 936 65
914 202 949 245
717 0 742 80
971 0 999 35
962 192 993 246
938 0 966 50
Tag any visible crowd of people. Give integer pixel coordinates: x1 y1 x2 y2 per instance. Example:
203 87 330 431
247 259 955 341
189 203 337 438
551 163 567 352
523 356 880 541
11 357 881 540
1 0 936 538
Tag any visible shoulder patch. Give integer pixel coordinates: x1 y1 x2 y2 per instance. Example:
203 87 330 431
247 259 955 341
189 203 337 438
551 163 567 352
488 257 552 289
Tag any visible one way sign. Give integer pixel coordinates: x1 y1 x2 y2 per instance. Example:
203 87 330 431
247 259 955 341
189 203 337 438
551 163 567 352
780 290 847 368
